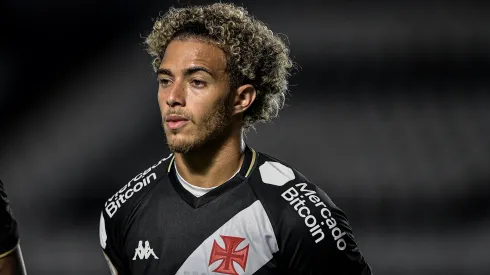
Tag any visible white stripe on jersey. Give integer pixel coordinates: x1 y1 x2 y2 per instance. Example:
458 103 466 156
99 212 107 249
176 200 278 275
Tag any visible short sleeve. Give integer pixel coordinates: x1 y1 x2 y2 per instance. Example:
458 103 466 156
278 183 372 274
99 211 127 275
0 180 19 258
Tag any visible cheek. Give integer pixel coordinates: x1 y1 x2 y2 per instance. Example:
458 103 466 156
186 92 214 120
157 91 166 109
191 105 210 124
198 98 229 124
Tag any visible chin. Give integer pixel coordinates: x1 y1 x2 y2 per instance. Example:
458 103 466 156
166 134 201 154
168 141 200 154
164 117 231 154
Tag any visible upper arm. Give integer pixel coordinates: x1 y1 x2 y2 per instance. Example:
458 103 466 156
0 245 26 275
277 183 372 274
0 181 25 275
99 212 126 275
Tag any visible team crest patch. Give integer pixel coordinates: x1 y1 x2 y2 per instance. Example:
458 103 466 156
209 235 249 275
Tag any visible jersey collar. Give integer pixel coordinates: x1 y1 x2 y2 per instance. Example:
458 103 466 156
168 145 257 209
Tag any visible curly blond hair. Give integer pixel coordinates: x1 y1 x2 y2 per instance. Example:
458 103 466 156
145 3 293 130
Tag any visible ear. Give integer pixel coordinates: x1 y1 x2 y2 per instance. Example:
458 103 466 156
232 84 256 115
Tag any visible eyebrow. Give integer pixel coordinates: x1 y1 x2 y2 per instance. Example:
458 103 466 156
156 66 215 78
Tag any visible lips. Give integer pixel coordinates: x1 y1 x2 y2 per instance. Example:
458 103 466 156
165 115 189 122
165 115 189 130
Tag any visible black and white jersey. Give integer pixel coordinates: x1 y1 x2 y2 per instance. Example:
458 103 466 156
99 146 372 275
0 180 19 258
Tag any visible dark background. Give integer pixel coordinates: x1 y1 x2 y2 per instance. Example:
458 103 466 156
1 0 489 274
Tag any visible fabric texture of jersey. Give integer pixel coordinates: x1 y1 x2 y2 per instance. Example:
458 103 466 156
0 180 19 258
99 146 372 275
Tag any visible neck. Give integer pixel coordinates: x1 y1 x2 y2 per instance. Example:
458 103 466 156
174 128 245 188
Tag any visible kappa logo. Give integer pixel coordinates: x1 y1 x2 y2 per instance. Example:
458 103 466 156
133 241 159 260
209 235 249 275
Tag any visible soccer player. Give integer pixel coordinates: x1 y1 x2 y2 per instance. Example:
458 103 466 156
100 3 372 274
0 180 27 275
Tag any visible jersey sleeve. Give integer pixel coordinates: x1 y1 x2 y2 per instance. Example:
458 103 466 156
98 154 173 274
0 180 19 258
99 210 127 275
278 182 372 274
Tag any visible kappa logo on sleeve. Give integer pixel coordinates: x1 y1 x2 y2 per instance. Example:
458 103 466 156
133 241 159 260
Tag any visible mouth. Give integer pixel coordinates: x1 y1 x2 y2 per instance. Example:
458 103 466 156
165 115 189 130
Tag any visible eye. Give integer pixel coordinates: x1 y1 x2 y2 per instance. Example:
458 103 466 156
158 78 171 87
191 79 206 88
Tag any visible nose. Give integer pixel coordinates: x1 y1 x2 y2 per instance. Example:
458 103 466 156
164 80 186 107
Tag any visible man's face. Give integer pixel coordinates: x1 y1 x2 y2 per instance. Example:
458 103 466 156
157 39 234 153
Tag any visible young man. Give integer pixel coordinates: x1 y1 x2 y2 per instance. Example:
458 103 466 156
0 180 27 275
100 3 372 274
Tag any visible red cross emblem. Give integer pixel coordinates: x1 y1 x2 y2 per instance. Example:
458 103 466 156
208 235 250 275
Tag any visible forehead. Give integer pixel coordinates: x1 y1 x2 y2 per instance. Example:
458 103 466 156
159 39 227 72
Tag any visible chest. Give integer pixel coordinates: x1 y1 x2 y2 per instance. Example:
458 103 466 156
123 184 280 275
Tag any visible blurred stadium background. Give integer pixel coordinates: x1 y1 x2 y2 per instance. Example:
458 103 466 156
1 0 489 274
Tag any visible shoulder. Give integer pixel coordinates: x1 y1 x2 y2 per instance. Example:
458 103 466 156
248 150 315 203
0 179 9 203
249 150 348 248
248 150 324 220
249 151 371 273
0 179 19 257
99 153 174 256
101 153 174 222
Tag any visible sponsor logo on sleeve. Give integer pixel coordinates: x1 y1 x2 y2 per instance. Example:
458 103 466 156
281 183 347 250
104 154 172 218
